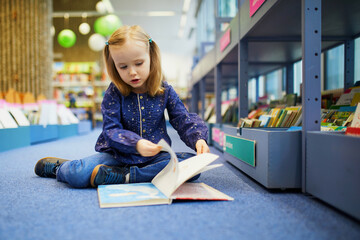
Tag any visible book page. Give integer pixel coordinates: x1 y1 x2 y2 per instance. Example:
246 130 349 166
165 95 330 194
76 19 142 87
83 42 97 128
151 139 180 198
39 101 58 126
171 182 233 201
191 164 223 178
152 139 220 198
176 153 219 189
57 104 79 125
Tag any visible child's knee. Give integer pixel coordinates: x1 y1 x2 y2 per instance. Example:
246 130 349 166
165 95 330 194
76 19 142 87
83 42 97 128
60 160 91 188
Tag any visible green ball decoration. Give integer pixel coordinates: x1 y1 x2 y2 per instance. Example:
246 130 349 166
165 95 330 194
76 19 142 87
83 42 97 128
94 14 122 36
57 29 76 48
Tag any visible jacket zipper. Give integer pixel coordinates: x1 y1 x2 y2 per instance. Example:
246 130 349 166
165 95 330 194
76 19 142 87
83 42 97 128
137 94 143 137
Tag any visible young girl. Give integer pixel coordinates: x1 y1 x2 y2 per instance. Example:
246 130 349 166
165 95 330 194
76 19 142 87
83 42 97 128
34 25 210 188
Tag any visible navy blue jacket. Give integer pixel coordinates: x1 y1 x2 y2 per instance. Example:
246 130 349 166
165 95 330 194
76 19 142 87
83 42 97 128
95 82 208 165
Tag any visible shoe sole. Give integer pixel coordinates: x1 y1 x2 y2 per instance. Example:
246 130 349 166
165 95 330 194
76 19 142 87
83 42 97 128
90 164 107 188
38 157 69 162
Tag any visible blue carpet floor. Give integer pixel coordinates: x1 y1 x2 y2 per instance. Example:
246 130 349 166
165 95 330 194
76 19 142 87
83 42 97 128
0 127 359 240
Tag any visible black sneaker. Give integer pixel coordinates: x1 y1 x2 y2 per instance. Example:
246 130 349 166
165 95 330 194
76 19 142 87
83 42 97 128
90 164 129 187
34 157 69 178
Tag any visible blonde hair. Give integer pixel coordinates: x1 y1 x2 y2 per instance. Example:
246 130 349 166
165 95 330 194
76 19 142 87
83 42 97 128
104 25 164 96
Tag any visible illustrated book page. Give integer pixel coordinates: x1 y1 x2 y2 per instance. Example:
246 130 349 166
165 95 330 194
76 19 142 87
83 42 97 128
97 183 170 208
97 139 232 208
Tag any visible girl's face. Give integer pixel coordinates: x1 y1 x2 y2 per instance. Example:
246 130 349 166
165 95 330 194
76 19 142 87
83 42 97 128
110 39 150 94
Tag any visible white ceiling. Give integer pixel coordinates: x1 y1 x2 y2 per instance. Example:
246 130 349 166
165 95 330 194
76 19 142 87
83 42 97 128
109 0 198 57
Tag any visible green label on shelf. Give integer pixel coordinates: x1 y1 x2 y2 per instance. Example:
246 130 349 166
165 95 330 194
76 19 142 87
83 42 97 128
224 134 256 167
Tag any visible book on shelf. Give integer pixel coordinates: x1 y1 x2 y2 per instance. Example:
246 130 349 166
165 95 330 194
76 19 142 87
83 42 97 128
342 112 354 127
335 92 353 106
268 108 282 127
321 93 334 109
222 101 238 124
345 102 360 135
335 87 360 106
8 107 30 126
237 118 262 128
321 108 354 128
290 107 302 127
350 92 360 106
349 103 360 128
258 115 272 127
221 102 232 118
38 100 58 126
237 105 302 129
247 109 263 119
96 139 233 208
275 109 287 127
321 125 346 132
57 104 80 125
345 127 360 136
204 104 215 122
0 108 18 128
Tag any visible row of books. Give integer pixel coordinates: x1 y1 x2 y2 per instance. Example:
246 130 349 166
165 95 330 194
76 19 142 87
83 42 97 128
238 106 302 128
321 86 360 133
237 104 360 138
0 99 79 129
54 73 91 83
204 94 299 126
321 108 353 128
204 100 239 125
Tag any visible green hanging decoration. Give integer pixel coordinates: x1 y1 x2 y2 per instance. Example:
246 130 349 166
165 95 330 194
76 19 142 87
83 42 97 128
94 14 122 36
57 29 76 48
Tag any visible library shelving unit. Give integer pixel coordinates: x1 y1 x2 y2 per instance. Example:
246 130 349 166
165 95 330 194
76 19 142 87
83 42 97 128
53 62 96 108
192 13 240 152
52 62 111 127
304 0 360 221
191 46 218 148
191 0 360 220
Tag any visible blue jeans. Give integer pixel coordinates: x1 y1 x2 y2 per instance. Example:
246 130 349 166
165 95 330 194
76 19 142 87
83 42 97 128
56 152 198 188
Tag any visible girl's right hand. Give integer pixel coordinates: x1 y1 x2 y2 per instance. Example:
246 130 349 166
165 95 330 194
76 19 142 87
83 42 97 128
136 139 162 157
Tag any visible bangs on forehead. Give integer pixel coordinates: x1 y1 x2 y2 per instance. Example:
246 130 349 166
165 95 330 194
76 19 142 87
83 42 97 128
109 26 149 48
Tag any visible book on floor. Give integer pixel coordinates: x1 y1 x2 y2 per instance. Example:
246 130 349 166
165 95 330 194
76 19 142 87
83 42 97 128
97 139 233 208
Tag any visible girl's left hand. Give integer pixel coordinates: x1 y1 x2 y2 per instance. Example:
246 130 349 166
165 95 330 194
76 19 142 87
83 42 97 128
195 139 210 155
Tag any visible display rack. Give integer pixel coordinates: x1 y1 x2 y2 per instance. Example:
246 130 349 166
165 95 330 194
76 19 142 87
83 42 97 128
52 62 111 127
223 125 301 189
191 0 360 220
211 123 224 151
0 122 92 152
191 48 216 119
306 131 360 220
0 127 30 152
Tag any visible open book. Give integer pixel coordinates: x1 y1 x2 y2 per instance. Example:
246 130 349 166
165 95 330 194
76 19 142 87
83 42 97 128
97 139 234 208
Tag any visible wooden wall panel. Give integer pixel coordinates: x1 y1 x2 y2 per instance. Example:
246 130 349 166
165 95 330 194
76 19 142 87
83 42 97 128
0 0 52 99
